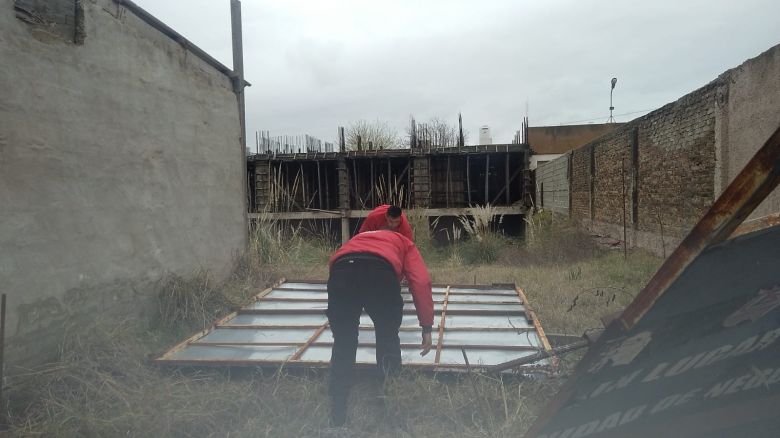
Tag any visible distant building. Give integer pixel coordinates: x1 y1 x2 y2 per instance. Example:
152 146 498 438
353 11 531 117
527 123 622 169
479 125 492 145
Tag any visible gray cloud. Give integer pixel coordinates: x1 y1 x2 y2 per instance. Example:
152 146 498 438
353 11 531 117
134 0 779 145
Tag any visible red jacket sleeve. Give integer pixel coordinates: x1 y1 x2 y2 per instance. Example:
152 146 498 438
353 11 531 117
399 214 414 241
402 241 434 327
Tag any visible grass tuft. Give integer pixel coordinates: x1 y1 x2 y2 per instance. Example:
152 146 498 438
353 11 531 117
156 269 235 330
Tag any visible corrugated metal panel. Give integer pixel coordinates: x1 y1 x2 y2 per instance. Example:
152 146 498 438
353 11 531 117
155 280 554 373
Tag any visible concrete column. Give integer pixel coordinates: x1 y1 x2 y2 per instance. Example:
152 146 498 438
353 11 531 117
337 158 350 243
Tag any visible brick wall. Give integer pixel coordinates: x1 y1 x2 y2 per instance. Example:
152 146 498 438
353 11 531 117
634 85 717 237
570 146 591 219
552 43 779 256
592 129 632 226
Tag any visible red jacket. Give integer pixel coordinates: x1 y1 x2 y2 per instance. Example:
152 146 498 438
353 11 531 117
359 205 414 241
329 230 434 327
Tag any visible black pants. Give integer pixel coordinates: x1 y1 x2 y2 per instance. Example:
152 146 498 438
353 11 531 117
326 254 403 400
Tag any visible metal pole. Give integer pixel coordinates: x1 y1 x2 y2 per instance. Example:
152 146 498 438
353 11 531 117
231 0 246 149
608 78 617 123
609 88 614 120
490 339 589 373
231 0 249 246
0 294 6 431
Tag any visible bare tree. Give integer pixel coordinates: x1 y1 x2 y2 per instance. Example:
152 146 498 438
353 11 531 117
405 115 469 148
345 119 401 151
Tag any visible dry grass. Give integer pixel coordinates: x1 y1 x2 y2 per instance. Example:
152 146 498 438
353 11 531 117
430 250 660 335
6 322 556 437
5 214 662 437
155 269 236 330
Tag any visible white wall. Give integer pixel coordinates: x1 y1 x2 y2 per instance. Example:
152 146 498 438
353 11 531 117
714 44 780 219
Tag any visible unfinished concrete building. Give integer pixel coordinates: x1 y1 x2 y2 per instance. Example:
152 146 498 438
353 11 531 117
247 138 535 241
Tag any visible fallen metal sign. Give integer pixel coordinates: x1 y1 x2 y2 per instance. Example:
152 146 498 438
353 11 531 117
529 225 780 438
526 125 780 437
155 280 554 373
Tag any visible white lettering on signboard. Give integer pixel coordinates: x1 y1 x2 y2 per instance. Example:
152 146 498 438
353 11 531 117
542 363 780 438
537 405 648 438
584 327 780 400
723 286 780 328
587 331 652 374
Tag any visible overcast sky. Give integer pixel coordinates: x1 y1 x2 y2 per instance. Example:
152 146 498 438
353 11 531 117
134 0 778 145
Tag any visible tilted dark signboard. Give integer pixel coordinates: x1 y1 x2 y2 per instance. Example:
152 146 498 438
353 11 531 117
528 224 780 438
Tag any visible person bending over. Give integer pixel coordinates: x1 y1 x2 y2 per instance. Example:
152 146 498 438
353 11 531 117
326 230 433 426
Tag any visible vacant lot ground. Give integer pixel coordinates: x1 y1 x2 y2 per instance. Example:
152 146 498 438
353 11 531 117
6 213 661 437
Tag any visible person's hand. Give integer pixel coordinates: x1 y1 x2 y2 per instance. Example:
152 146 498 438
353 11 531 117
420 331 433 356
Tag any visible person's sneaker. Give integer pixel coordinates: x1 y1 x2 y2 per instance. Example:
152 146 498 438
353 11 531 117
330 395 348 427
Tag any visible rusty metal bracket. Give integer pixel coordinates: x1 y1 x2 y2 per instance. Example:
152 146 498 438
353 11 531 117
619 125 780 329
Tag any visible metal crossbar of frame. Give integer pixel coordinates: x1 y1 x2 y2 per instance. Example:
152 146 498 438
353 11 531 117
155 279 554 373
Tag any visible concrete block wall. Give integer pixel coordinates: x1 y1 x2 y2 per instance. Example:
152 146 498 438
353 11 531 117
0 0 246 366
535 153 570 215
545 44 780 256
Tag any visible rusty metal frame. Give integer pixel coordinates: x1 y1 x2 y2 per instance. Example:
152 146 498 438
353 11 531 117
237 308 528 316
289 323 329 361
151 359 554 371
155 280 554 373
251 298 521 305
728 211 780 239
516 287 552 351
619 125 780 329
434 286 451 363
516 285 558 373
189 341 541 351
